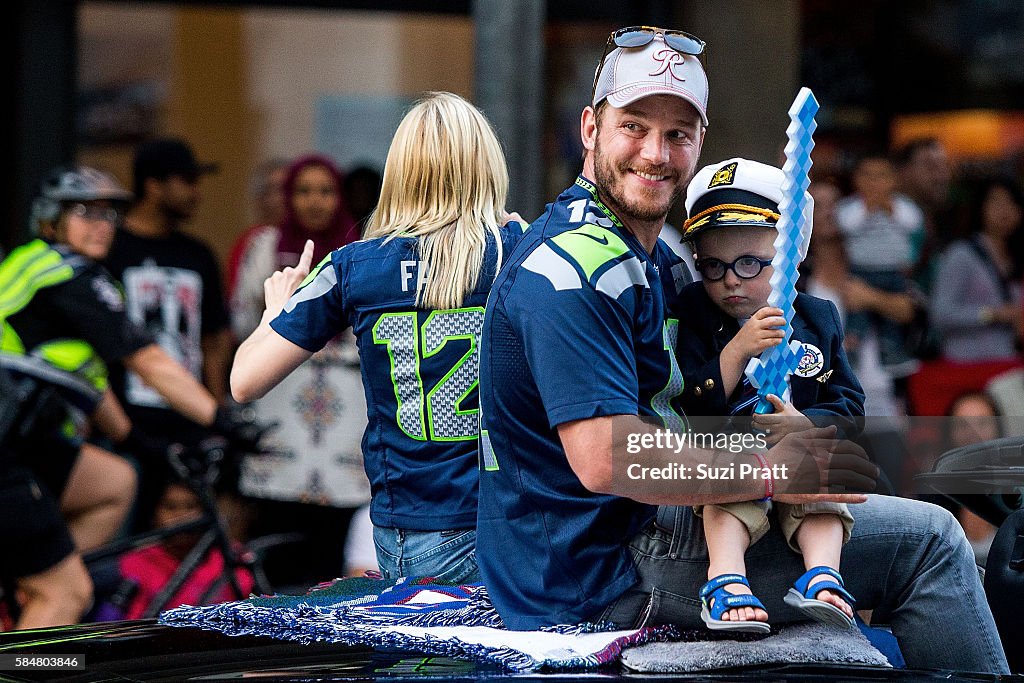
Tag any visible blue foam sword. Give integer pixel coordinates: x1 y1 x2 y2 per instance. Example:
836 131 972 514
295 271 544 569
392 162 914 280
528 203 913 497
745 87 819 414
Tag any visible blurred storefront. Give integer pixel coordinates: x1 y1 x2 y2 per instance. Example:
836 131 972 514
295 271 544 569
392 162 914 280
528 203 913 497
5 1 1023 255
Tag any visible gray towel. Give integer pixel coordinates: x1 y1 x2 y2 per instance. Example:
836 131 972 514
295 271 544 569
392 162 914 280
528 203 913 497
622 622 891 672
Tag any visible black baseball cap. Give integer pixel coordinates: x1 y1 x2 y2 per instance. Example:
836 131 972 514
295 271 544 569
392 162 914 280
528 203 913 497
133 137 219 183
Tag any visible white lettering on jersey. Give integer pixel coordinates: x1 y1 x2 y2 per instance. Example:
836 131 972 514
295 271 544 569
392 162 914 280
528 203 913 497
401 261 416 292
567 198 614 227
400 260 429 293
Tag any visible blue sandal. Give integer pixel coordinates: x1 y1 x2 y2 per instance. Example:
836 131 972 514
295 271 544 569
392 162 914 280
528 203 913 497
783 566 856 628
699 573 771 633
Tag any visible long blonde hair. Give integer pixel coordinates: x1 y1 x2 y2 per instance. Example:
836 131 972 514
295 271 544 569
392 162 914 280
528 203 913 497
365 92 509 309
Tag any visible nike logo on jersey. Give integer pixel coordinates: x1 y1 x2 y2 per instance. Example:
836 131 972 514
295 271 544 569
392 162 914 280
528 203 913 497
568 230 609 245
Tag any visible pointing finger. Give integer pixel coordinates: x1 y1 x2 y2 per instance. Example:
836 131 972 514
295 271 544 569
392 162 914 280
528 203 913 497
297 239 315 275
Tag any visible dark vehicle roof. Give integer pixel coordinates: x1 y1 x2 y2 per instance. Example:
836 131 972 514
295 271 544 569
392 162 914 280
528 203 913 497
0 620 1018 683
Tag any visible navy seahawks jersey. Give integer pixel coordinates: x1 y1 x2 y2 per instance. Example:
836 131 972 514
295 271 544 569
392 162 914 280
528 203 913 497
477 176 692 629
270 223 526 531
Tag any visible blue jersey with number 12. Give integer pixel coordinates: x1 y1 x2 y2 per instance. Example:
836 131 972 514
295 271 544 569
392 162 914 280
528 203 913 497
270 223 526 531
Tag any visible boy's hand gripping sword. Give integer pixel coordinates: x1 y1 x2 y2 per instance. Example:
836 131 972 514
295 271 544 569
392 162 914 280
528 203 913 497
745 87 819 415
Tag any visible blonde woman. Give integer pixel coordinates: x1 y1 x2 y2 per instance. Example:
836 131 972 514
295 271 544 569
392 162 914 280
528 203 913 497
232 92 525 582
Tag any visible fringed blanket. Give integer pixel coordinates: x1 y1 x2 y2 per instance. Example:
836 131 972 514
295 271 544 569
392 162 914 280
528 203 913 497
159 576 675 672
160 576 892 673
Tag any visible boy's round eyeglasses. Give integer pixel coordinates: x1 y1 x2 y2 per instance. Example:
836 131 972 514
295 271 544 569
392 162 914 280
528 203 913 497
696 255 773 281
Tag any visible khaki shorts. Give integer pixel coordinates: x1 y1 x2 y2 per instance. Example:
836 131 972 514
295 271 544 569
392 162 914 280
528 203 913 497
693 500 854 552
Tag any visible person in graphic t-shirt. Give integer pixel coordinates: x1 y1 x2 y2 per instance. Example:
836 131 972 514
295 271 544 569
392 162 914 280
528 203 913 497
104 138 233 529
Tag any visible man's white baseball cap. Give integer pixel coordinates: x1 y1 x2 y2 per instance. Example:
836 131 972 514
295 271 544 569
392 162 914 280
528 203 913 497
592 32 709 127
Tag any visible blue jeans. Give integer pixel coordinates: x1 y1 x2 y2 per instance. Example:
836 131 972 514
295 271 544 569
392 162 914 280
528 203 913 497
596 496 1008 674
372 526 480 583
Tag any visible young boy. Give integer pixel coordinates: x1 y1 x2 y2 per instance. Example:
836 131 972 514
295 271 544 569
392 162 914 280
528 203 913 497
674 158 865 633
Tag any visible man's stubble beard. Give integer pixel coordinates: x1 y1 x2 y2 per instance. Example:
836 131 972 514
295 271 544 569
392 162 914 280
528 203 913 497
592 133 686 224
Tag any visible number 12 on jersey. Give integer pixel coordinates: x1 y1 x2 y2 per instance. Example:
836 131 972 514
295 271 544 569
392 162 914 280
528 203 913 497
372 307 484 442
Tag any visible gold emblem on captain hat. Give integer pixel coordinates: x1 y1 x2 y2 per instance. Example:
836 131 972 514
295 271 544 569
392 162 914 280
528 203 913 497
708 161 738 189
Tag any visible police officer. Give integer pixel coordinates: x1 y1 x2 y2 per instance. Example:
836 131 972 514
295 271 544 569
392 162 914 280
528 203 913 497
0 166 253 629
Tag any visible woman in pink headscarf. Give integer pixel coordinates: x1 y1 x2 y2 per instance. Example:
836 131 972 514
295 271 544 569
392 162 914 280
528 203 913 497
230 154 359 337
228 153 370 586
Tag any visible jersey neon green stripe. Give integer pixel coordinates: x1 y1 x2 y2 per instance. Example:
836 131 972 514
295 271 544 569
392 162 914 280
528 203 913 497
549 224 629 281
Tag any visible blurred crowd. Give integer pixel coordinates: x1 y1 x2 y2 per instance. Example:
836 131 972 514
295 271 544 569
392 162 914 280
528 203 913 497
798 138 1024 565
801 137 1024 420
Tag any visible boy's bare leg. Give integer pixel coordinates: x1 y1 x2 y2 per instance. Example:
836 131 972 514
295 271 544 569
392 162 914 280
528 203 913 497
794 513 854 619
703 506 768 623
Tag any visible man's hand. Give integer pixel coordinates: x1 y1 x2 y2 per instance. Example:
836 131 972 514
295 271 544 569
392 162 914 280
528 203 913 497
752 394 813 445
723 307 785 360
263 239 315 320
769 426 877 504
989 303 1022 325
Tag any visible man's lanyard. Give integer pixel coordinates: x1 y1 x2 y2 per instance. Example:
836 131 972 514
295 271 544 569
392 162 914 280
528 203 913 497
573 175 653 260
574 176 623 229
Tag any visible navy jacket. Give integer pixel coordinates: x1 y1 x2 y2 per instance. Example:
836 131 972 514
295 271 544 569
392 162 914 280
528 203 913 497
673 282 865 431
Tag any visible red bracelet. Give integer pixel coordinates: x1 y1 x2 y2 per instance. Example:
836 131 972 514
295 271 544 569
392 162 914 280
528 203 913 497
752 452 773 501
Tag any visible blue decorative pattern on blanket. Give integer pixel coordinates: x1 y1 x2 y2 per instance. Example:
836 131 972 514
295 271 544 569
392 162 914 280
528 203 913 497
159 576 676 672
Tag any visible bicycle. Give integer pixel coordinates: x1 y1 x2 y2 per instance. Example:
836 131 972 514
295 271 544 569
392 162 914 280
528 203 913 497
82 433 305 621
0 360 296 625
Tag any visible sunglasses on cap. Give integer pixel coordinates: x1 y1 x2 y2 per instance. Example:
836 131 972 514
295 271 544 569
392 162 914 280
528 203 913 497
68 203 120 224
695 255 772 282
591 25 707 104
